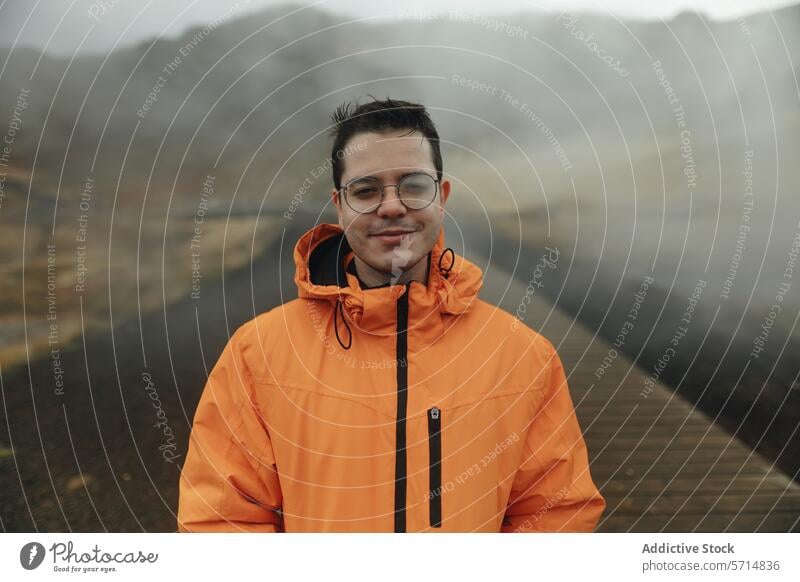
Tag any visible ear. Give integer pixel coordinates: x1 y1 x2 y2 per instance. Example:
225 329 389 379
331 188 343 228
438 179 451 217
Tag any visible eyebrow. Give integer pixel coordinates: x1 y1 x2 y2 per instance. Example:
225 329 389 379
347 171 431 183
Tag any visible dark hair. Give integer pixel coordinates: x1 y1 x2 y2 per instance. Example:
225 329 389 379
328 96 442 190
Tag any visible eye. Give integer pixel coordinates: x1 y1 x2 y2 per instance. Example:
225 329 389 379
347 178 380 197
400 174 435 193
353 184 380 197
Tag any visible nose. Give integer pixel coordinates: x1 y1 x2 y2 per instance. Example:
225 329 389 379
376 185 407 218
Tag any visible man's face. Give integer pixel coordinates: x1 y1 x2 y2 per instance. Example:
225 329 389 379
331 128 450 282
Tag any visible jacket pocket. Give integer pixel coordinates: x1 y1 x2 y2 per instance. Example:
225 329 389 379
427 406 442 528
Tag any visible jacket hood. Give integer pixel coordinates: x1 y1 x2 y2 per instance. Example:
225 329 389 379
293 223 483 348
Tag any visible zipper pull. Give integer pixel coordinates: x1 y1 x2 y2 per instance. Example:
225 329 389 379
430 407 440 420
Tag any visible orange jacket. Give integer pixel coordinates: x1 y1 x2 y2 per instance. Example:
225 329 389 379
178 223 605 532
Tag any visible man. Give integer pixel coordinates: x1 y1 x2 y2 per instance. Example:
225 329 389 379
177 97 605 532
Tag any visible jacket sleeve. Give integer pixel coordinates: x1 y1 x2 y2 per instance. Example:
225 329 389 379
501 340 606 532
177 326 284 532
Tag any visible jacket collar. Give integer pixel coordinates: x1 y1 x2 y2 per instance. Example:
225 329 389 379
293 223 483 346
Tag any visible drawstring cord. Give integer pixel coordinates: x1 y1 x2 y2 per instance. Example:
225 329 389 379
438 247 455 279
333 247 455 350
334 297 352 350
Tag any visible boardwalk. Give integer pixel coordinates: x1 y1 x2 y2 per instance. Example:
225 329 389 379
478 254 800 532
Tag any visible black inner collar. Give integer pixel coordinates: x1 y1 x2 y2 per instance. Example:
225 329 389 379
347 253 431 290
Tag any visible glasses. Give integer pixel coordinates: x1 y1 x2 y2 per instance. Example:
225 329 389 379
340 172 440 214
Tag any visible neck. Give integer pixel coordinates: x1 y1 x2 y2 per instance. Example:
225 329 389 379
352 253 430 288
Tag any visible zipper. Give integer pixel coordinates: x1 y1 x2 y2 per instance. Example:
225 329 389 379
427 406 443 528
393 285 410 533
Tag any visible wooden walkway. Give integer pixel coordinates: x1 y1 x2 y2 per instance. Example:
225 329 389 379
478 256 800 532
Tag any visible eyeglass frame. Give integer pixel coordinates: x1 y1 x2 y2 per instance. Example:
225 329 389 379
338 172 441 214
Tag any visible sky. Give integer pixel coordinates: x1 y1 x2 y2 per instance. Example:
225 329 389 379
0 0 796 55
343 0 797 20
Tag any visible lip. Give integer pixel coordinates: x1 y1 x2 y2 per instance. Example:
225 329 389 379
371 229 416 244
